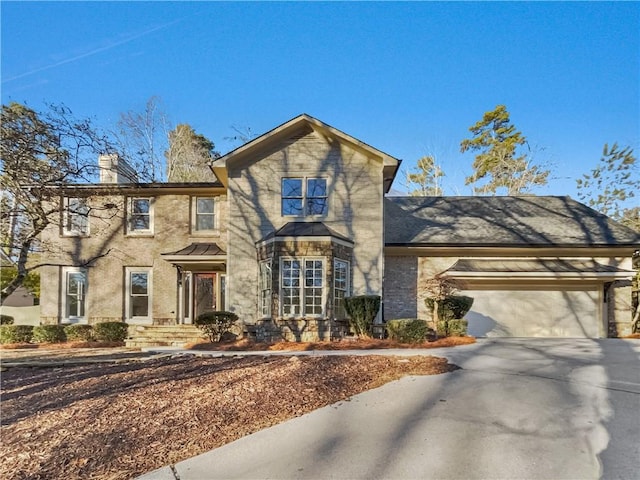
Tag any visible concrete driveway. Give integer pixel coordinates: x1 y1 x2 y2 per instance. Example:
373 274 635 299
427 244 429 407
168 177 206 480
141 338 640 480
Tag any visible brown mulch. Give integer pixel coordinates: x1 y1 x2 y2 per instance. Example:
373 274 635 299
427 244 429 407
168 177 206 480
187 335 476 351
0 354 458 480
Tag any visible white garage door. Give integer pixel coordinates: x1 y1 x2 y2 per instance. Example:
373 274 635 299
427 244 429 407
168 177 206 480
463 288 601 338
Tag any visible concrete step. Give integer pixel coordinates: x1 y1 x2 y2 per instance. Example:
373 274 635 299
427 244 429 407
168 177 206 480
126 325 207 348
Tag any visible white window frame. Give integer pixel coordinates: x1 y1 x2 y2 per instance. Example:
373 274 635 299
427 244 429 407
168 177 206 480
127 197 154 235
281 177 328 217
280 257 326 318
63 197 90 236
62 267 88 323
191 196 218 233
334 259 350 319
125 267 153 324
259 261 272 318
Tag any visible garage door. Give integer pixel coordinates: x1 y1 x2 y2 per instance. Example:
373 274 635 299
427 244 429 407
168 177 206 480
463 288 601 338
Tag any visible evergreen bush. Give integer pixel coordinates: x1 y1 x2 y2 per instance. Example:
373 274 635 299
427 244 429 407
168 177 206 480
194 311 239 342
425 295 474 321
436 319 468 337
344 295 381 338
386 318 435 343
32 325 67 343
0 325 34 344
64 324 94 342
0 314 14 325
93 322 129 342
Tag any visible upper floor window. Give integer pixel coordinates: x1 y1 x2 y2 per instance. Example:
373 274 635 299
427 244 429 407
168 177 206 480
63 197 89 236
128 197 153 234
192 197 217 232
282 178 328 216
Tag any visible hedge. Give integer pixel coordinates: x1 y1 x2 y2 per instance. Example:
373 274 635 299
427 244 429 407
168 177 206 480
93 322 129 342
32 325 67 343
386 319 435 343
194 311 239 342
0 314 14 325
344 295 381 338
425 295 474 321
0 325 34 344
436 319 468 337
64 324 94 342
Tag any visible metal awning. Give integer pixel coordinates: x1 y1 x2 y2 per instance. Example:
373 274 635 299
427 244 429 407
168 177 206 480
161 242 227 270
445 258 634 280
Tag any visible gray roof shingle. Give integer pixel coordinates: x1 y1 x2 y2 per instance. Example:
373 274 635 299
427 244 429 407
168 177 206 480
384 196 640 247
259 222 353 244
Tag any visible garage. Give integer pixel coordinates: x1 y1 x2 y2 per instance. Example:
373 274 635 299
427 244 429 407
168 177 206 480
445 258 635 338
462 287 601 338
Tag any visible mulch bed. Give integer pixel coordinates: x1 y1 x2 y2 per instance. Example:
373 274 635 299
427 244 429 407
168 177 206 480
1 354 458 480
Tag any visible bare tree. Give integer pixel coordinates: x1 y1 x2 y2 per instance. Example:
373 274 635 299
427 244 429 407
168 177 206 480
115 96 170 182
0 102 120 303
421 274 465 324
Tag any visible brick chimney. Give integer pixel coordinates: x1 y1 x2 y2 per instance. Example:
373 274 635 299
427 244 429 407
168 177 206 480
98 154 137 184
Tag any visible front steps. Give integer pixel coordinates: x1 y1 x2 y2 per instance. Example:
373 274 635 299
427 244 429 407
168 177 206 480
126 324 207 348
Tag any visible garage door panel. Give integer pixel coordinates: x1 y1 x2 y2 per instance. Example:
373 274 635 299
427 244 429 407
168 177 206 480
463 289 600 338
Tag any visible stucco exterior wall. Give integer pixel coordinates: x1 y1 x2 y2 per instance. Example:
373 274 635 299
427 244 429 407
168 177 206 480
39 190 227 325
227 128 384 324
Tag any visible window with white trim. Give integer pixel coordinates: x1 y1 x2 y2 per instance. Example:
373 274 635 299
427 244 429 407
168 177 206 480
192 197 217 232
259 261 272 317
281 258 325 317
126 268 152 321
128 197 153 234
282 178 328 216
334 259 350 319
63 197 89 236
63 267 87 321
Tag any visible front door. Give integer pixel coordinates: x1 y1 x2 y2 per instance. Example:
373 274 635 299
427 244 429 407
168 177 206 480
180 272 226 323
194 273 216 319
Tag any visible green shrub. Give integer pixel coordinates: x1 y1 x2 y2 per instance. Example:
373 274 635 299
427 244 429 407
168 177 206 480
436 319 468 337
344 295 381 338
93 322 129 342
64 324 94 341
386 319 435 343
195 311 239 342
425 295 474 321
0 314 14 325
0 325 34 344
32 325 67 343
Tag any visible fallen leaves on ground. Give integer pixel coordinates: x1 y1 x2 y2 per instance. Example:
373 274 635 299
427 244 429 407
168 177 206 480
1 354 458 480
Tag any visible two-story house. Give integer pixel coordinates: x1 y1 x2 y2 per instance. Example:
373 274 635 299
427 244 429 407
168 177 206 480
39 114 639 343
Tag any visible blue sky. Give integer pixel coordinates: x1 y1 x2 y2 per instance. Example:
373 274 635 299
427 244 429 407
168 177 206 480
2 1 639 197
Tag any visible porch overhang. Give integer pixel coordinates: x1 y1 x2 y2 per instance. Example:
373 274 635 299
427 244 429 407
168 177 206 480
256 221 355 248
161 242 227 271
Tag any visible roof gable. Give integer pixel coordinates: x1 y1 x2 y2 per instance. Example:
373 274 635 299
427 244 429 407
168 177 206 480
211 114 400 191
385 196 640 248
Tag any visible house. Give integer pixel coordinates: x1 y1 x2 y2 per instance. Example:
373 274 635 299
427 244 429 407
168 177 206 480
38 114 640 343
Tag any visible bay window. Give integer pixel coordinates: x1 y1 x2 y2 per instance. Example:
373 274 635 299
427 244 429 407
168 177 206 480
281 258 325 317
